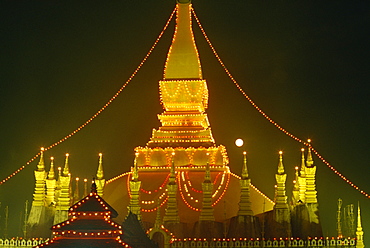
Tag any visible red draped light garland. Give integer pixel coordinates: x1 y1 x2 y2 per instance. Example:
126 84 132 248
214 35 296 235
0 7 177 186
191 8 370 199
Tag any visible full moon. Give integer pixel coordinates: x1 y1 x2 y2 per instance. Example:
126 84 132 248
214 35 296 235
235 138 244 147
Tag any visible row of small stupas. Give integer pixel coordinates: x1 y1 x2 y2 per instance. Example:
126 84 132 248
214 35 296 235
27 149 106 238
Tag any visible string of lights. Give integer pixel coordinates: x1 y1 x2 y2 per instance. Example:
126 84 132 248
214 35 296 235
191 8 370 199
0 7 177 186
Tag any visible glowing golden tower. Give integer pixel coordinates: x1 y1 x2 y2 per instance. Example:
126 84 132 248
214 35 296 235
135 0 228 168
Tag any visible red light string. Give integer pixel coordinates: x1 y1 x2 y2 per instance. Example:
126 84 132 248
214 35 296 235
191 9 370 199
0 7 177 186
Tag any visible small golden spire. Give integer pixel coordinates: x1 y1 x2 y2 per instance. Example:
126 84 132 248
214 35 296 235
96 153 104 180
241 151 249 179
37 147 45 171
277 151 285 174
164 0 201 79
132 153 139 181
48 157 55 180
300 148 306 176
306 140 314 168
63 153 70 176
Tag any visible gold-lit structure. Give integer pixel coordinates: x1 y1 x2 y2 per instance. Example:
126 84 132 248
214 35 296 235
20 1 365 248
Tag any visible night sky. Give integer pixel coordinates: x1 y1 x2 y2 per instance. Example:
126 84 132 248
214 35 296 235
0 0 369 242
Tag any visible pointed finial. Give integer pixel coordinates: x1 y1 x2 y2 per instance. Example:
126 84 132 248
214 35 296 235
277 151 285 174
357 202 362 229
96 153 104 180
63 153 70 176
241 151 249 179
37 147 45 171
132 153 139 181
300 148 306 176
306 140 314 168
48 157 55 180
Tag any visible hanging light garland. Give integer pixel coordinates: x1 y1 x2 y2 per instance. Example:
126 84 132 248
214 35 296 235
191 8 370 199
0 7 177 186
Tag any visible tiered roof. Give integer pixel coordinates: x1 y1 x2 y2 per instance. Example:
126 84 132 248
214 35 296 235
34 184 131 248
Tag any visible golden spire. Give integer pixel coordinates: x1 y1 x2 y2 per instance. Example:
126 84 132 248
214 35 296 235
238 151 253 216
241 151 249 179
277 151 285 175
306 139 314 168
95 153 105 197
274 151 288 209
48 157 55 180
132 153 139 181
356 202 365 248
96 153 104 180
164 0 201 79
37 147 45 171
300 148 306 176
63 153 70 176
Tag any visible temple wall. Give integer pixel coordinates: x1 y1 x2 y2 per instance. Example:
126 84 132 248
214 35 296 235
171 238 357 248
0 238 47 247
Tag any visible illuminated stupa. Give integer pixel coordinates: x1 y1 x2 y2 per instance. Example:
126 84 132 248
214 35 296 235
103 0 274 231
23 0 365 248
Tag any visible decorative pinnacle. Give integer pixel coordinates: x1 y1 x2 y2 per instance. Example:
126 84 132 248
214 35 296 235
241 151 249 179
277 151 285 174
300 148 306 176
48 157 55 180
132 153 139 181
63 153 70 176
306 141 314 168
357 202 363 230
37 147 45 171
96 153 104 180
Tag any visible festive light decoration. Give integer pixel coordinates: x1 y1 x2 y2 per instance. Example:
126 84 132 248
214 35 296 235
2 3 367 206
191 8 370 199
0 6 177 186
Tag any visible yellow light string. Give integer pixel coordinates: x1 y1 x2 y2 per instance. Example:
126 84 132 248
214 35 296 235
191 8 370 199
0 7 177 186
